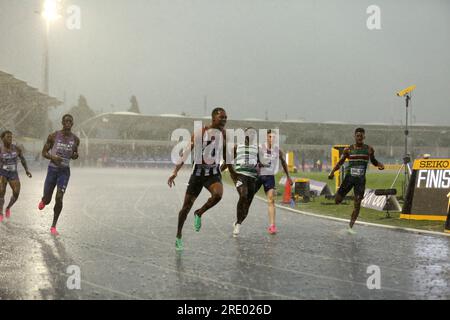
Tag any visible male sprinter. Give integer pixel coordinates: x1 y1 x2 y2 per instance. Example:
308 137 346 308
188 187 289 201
39 114 80 235
0 131 32 222
231 128 260 237
256 129 292 234
168 107 231 251
328 128 384 232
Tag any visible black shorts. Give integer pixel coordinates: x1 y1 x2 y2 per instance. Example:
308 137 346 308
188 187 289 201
186 174 222 198
337 175 366 199
255 175 276 193
235 174 258 198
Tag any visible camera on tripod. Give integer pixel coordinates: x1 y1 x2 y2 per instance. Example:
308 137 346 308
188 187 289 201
403 155 411 165
392 85 416 200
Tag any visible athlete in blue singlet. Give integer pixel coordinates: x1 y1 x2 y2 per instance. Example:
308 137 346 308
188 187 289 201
38 114 80 235
0 130 32 222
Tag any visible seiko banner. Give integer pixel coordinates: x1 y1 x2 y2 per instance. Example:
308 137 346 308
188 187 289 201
402 159 450 221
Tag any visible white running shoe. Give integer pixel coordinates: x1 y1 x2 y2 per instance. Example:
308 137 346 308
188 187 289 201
233 222 241 237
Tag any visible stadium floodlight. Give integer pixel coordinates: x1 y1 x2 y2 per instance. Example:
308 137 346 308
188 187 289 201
42 0 61 22
396 85 416 97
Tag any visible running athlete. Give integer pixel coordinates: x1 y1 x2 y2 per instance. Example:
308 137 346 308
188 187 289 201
256 129 292 234
328 128 384 232
231 128 260 237
168 108 232 251
0 131 32 222
38 114 80 236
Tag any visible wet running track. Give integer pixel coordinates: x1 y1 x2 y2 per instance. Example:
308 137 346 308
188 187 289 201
0 168 449 299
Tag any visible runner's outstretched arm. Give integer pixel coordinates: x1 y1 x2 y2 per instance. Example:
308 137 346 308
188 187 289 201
226 144 238 183
71 137 80 160
328 148 350 179
168 133 195 187
41 133 62 165
220 130 230 172
369 146 384 170
17 146 32 178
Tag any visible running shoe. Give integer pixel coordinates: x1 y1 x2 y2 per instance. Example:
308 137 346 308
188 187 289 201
233 222 240 237
347 227 356 235
194 213 202 232
175 237 184 251
5 208 11 218
268 224 277 234
50 227 59 236
38 200 45 210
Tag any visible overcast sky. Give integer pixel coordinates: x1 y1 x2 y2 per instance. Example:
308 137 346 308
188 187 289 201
1 0 449 125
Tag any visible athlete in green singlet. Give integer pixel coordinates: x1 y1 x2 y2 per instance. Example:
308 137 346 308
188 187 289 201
328 128 384 232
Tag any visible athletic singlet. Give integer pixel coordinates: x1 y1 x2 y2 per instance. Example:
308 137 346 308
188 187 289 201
234 143 259 179
192 127 224 177
0 143 18 172
345 144 370 177
49 131 76 168
258 143 279 175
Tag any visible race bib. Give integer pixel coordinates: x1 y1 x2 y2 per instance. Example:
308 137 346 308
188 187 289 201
242 160 257 167
55 149 71 166
350 167 365 177
199 164 218 169
260 154 272 167
60 158 70 167
2 164 16 172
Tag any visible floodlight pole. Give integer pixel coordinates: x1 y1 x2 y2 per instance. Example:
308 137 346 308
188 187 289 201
42 20 50 139
404 94 410 157
43 20 50 95
392 87 415 200
402 94 411 198
40 0 61 139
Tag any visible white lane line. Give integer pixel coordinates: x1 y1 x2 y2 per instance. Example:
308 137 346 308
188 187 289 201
149 186 403 274
258 196 450 238
81 202 424 297
122 179 436 296
249 192 450 260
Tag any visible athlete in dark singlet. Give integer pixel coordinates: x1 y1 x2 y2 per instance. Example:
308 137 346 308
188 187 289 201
38 114 80 235
328 128 384 232
168 108 232 251
0 131 32 222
